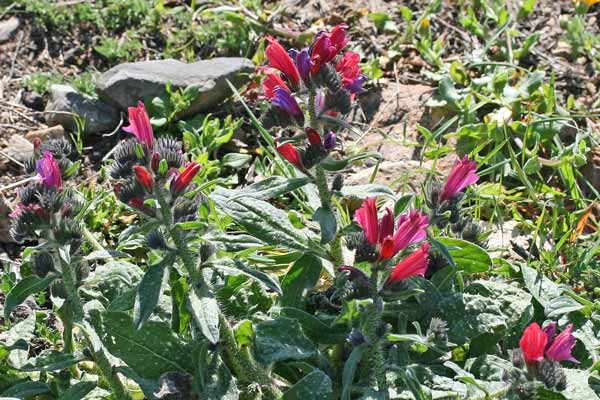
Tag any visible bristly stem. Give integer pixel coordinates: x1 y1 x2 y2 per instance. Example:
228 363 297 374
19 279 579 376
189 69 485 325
315 165 344 265
366 263 388 394
156 189 281 399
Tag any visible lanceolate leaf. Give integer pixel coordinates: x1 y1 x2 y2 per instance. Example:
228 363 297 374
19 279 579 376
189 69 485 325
4 274 56 320
211 190 320 253
188 284 220 345
208 259 282 295
342 344 367 400
100 311 194 380
255 317 316 364
56 381 96 400
1 381 51 398
281 254 322 308
226 176 311 201
133 254 173 330
280 307 348 344
434 237 492 273
320 151 382 172
313 207 337 244
282 370 334 400
19 350 85 372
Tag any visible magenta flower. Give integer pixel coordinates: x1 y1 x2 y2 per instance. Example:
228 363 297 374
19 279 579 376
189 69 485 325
392 210 429 254
355 198 428 260
546 324 579 363
387 243 430 283
289 48 313 84
36 150 62 189
310 24 349 73
336 51 368 94
440 156 479 201
123 101 154 150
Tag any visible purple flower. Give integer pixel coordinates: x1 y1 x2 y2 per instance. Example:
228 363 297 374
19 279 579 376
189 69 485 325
295 49 313 84
272 87 303 120
36 150 62 189
546 324 579 363
314 90 325 115
346 74 368 94
324 131 337 150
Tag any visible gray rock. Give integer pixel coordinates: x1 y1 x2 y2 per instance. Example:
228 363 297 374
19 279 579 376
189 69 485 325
4 134 33 163
45 84 120 135
96 58 254 117
0 17 19 44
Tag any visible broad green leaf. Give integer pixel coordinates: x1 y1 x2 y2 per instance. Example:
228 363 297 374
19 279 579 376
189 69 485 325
340 184 395 199
100 311 194 380
115 366 160 400
225 176 310 201
521 266 584 318
434 237 491 273
211 191 319 253
235 320 254 346
5 314 36 369
255 317 316 364
57 381 96 400
439 76 461 110
281 254 322 308
342 344 367 400
4 274 56 320
320 151 382 172
282 370 334 400
313 207 337 244
20 350 84 372
188 284 220 345
209 259 282 295
133 255 171 330
1 381 51 398
280 307 348 344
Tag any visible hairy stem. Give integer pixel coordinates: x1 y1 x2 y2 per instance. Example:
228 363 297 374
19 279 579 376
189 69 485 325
366 265 388 394
315 165 344 265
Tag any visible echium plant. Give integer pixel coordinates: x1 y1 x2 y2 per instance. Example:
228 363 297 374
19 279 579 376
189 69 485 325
7 139 130 399
108 102 282 399
260 24 369 264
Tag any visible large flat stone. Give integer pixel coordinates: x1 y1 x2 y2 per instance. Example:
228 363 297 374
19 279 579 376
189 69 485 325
45 84 120 135
96 58 254 118
0 17 19 44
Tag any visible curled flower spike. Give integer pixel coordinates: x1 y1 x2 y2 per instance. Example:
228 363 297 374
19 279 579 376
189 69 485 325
134 166 154 191
440 156 479 201
276 143 303 169
123 101 154 150
171 162 201 196
310 24 349 73
387 243 430 284
546 324 579 363
271 87 303 120
520 323 548 364
36 150 62 189
266 36 300 86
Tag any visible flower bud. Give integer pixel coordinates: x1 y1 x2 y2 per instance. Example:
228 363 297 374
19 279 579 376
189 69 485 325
323 131 337 150
134 166 154 191
33 251 54 277
171 162 201 196
151 152 161 173
276 143 303 169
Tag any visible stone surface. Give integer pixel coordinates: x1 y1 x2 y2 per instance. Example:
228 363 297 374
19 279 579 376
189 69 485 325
25 126 65 142
96 57 254 117
0 17 19 44
45 84 120 135
4 134 33 163
21 90 45 111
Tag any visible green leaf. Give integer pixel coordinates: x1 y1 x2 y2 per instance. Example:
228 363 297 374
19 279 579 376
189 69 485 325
5 314 36 369
342 344 367 400
340 184 395 199
313 207 337 244
320 151 382 172
255 317 316 364
57 381 96 400
235 320 254 346
188 284 220 345
281 254 322 308
221 153 252 168
4 274 56 320
439 76 461 110
133 255 171 330
280 307 348 344
20 350 84 372
209 259 282 295
434 237 491 273
224 176 310 201
115 366 160 400
100 311 194 380
1 381 51 398
283 370 334 400
211 190 319 253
